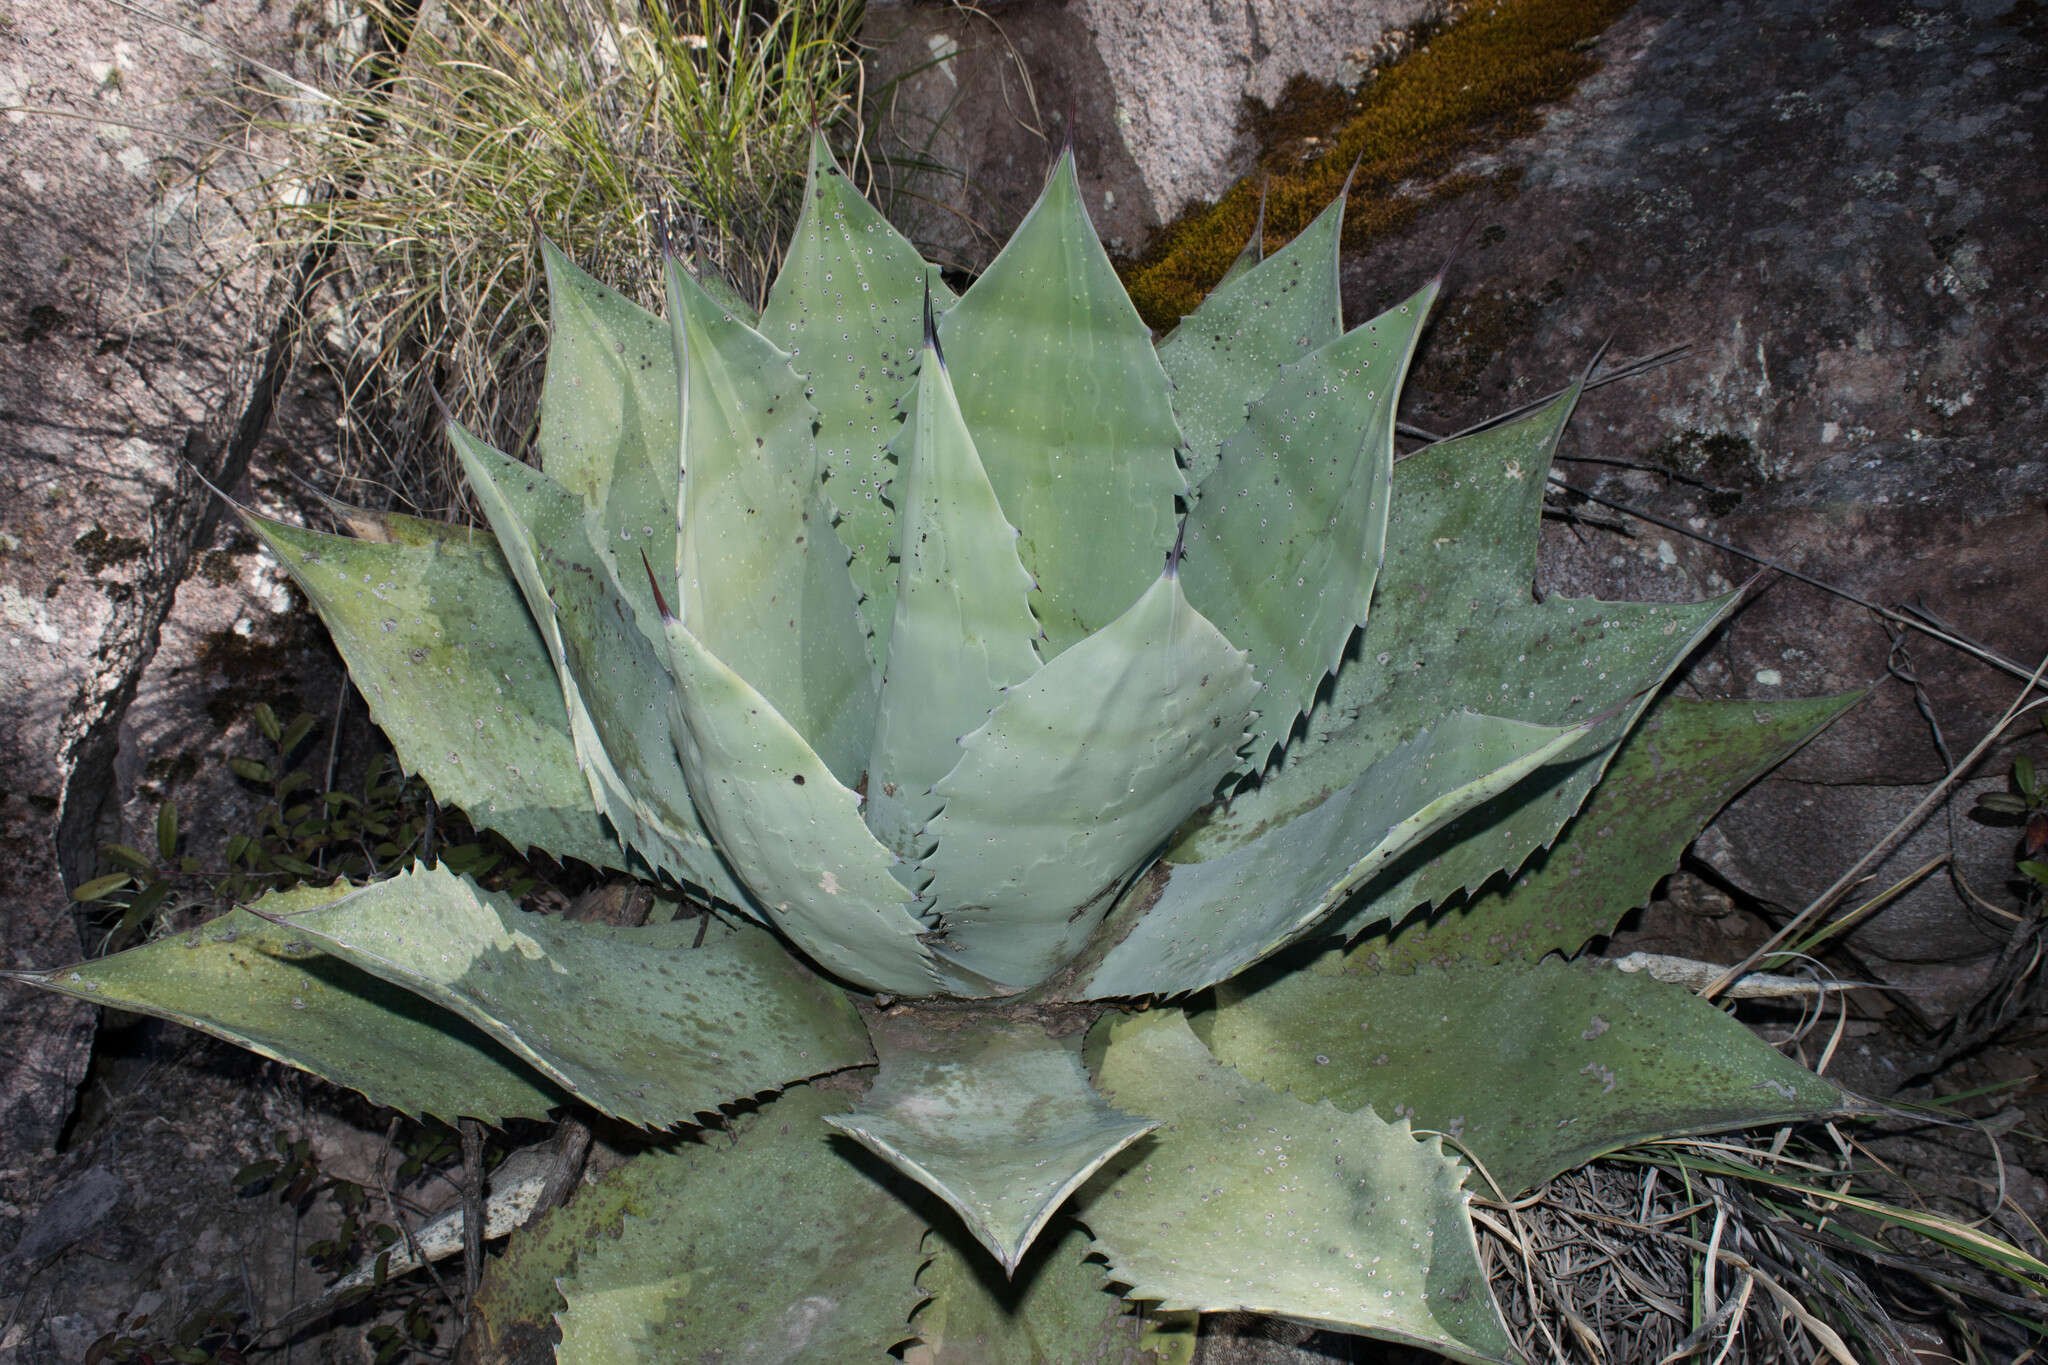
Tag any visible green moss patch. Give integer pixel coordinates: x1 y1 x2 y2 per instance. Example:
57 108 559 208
1119 0 1635 329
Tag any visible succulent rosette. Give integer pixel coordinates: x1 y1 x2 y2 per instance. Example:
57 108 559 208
18 137 1855 1361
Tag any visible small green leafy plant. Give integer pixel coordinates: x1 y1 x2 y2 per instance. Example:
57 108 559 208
232 1122 480 1361
1975 717 2048 893
23 137 1861 1360
72 703 540 949
84 1299 250 1365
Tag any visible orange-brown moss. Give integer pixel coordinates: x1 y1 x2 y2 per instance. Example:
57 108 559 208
1119 0 1636 329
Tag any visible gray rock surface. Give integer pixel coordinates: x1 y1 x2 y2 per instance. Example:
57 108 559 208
5 1166 125 1265
0 0 376 1352
0 0 341 1166
1331 0 2046 1009
862 0 1442 267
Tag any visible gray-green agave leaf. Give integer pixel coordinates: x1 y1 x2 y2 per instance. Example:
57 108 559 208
1081 1011 1514 1364
1159 186 1347 487
1211 956 1849 1197
824 1011 1155 1275
761 133 956 663
246 510 624 874
248 862 872 1129
923 566 1260 993
934 150 1187 657
13 880 563 1125
863 303 1042 868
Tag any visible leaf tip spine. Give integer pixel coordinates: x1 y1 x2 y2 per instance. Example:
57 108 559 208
640 549 676 623
1339 152 1363 205
428 382 456 432
181 451 248 518
1435 210 1486 288
921 277 943 370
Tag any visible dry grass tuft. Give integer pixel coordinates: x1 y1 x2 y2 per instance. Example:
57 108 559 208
1470 1058 2048 1363
261 0 863 522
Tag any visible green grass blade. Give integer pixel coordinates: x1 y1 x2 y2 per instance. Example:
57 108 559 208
1633 1152 2048 1288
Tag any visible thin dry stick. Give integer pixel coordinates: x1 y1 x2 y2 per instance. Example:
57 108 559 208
1652 1268 1748 1365
376 1117 460 1313
1546 472 2043 697
1709 1273 1757 1365
1397 344 1695 446
1896 599 2034 677
1702 1198 1730 1323
1704 650 2048 999
1776 854 1950 961
1402 375 2038 694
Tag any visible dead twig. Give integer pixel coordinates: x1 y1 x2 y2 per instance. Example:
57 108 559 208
1704 651 2048 1000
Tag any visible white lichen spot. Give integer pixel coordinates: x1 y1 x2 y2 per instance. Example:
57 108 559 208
0 584 61 645
819 870 842 894
926 32 960 84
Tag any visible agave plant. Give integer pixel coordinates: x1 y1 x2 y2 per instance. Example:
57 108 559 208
17 137 1857 1361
